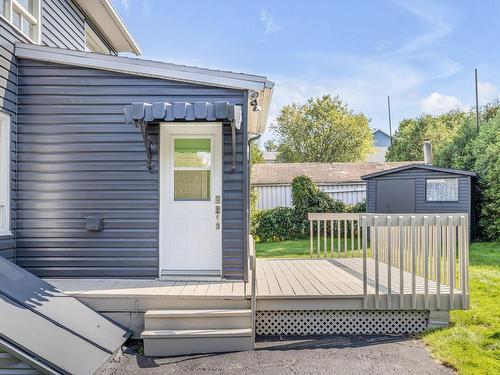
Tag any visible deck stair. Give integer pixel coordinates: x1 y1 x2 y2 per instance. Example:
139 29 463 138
141 309 253 356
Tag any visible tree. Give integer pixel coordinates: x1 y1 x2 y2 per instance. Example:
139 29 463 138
263 139 278 152
271 95 373 162
250 142 264 166
386 110 467 161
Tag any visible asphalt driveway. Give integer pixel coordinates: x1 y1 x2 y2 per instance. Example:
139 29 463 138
99 335 454 375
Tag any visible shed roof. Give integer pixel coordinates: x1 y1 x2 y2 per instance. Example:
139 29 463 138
251 162 416 185
361 163 477 179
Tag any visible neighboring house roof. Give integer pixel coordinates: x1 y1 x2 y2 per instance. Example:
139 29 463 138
361 163 477 180
251 162 416 185
15 43 274 134
74 0 141 55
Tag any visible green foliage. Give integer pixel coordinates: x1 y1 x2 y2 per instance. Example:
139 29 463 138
291 175 348 237
249 141 264 215
263 139 278 152
251 207 297 242
271 95 373 162
434 114 478 170
252 175 363 242
349 200 367 213
433 108 500 241
386 110 467 161
472 118 500 240
250 142 264 166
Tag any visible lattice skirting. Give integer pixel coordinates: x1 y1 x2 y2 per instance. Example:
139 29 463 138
256 310 429 336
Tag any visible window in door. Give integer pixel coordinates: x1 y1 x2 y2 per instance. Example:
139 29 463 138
173 138 212 201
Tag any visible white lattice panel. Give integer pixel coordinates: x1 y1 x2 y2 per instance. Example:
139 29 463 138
256 310 429 336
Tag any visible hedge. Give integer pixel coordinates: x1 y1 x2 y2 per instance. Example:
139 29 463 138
251 175 366 242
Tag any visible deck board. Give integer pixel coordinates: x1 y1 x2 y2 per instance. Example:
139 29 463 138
47 258 464 311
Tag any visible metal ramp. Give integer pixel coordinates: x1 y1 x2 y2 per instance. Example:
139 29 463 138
0 257 130 375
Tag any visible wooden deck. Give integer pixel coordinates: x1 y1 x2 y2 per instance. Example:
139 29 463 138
49 258 466 313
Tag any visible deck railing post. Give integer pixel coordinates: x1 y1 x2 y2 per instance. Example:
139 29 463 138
411 216 417 309
423 216 429 309
309 218 313 258
436 216 441 310
448 216 455 309
362 216 368 309
398 217 404 309
387 216 392 309
374 216 379 310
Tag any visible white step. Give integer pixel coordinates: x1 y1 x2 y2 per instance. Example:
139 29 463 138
144 309 252 330
141 328 253 356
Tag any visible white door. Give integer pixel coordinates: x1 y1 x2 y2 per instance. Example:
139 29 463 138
159 123 222 277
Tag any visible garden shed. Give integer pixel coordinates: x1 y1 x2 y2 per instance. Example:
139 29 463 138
361 164 477 236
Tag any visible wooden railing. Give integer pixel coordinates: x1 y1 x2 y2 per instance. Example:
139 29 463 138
308 213 362 258
309 213 470 310
248 235 257 347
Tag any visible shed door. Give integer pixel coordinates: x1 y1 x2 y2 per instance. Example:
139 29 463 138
376 179 416 213
159 123 222 278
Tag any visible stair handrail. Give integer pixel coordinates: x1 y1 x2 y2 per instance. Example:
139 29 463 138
248 235 257 348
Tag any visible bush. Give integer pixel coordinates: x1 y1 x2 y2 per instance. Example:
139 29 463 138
251 207 297 242
435 110 500 241
291 175 347 237
473 118 500 240
349 200 366 213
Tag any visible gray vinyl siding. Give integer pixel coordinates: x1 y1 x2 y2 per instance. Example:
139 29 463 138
17 58 247 279
0 18 26 260
366 180 376 212
41 0 86 50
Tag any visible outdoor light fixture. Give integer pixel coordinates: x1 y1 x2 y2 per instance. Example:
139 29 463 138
249 90 261 112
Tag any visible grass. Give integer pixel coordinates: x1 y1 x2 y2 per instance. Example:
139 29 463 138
256 238 362 258
422 242 500 375
255 239 500 374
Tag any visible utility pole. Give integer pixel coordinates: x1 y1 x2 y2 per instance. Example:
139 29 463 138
387 96 393 144
475 69 480 131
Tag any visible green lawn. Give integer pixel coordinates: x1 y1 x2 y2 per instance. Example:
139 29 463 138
256 238 363 258
422 242 500 375
255 239 500 374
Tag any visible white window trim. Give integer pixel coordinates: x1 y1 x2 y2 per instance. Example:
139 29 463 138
425 178 459 202
0 112 11 236
0 0 41 44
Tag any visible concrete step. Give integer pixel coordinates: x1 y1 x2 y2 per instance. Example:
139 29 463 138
144 309 252 330
141 328 253 356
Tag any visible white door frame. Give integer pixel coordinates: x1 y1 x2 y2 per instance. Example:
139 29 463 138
158 122 223 277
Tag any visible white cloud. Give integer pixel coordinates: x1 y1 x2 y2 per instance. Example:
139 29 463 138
478 81 498 104
260 11 280 38
120 0 129 10
420 92 463 115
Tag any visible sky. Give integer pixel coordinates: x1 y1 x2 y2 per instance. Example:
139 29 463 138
112 0 500 143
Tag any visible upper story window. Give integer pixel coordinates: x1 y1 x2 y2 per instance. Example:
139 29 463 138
0 112 11 235
426 178 459 202
0 0 41 43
